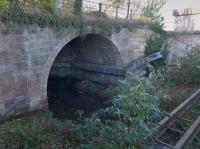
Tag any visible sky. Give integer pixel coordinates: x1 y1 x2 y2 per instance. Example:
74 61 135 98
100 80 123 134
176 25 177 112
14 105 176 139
161 0 200 30
87 0 200 30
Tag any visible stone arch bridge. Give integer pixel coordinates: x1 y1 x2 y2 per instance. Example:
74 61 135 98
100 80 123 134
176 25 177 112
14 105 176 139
1 23 198 119
0 24 150 118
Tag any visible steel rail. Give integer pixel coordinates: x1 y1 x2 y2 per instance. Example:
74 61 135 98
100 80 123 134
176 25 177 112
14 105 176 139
174 115 200 149
155 88 200 148
156 88 200 138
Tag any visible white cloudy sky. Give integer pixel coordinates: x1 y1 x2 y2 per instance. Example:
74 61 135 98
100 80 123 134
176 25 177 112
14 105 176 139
161 0 200 30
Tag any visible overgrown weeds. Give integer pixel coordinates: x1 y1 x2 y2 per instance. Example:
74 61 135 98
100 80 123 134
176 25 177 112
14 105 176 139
144 23 169 71
152 64 199 112
0 110 67 149
173 45 200 85
158 46 200 111
0 0 147 37
0 71 163 148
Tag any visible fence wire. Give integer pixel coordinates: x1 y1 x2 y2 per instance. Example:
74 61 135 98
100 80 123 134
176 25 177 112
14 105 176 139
0 0 144 20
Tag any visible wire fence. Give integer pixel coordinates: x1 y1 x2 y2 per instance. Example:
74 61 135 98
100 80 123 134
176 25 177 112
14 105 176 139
82 0 143 19
23 0 144 20
79 0 143 19
0 0 146 20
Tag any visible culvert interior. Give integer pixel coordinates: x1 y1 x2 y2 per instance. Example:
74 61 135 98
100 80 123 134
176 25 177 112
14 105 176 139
47 34 123 119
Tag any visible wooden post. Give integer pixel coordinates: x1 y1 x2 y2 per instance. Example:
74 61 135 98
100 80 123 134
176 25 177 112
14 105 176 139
116 6 119 19
16 0 20 5
130 9 133 19
126 0 131 19
88 0 90 13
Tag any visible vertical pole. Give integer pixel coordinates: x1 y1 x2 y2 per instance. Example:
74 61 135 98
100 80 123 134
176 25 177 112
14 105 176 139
130 9 133 19
116 6 119 19
55 0 59 15
88 0 90 13
99 3 102 12
126 0 131 19
22 0 27 5
16 0 20 5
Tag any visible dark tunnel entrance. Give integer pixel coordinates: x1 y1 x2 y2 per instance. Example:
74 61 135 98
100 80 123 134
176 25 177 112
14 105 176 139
47 34 123 119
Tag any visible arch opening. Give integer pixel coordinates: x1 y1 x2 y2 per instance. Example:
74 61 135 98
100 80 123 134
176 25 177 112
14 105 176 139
47 34 123 119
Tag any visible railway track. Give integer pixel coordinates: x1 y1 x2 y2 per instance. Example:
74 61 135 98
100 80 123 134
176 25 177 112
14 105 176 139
155 88 200 149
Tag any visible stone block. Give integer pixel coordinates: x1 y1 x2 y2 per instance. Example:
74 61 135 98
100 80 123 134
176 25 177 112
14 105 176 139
5 94 29 115
31 53 49 66
27 79 41 97
0 24 157 119
29 96 44 110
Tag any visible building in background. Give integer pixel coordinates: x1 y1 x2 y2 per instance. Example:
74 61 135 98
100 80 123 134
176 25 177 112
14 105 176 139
173 8 200 32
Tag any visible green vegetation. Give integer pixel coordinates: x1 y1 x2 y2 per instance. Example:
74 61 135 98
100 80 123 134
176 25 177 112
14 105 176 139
144 23 169 72
2 63 198 148
142 0 169 71
74 0 83 14
2 0 192 148
0 0 147 37
0 71 162 148
159 78 198 112
145 34 169 70
1 3 144 36
0 0 56 12
68 71 162 148
141 0 166 24
157 46 200 112
0 0 9 10
145 22 168 55
157 63 200 147
156 45 200 112
173 46 200 85
34 0 56 13
191 133 200 148
0 111 65 149
0 0 168 38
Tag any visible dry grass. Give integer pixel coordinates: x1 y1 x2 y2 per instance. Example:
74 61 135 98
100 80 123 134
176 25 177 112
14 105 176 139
160 83 199 112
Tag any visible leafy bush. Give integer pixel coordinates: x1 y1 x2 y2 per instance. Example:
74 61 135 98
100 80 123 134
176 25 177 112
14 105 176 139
34 0 56 13
0 0 9 11
141 0 166 23
0 111 63 149
67 71 163 148
174 46 200 85
144 34 167 56
144 23 169 70
74 0 82 14
0 1 146 37
0 72 163 148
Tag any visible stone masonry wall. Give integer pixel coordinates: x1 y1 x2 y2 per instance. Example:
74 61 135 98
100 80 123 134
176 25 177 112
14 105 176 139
1 22 198 119
0 23 148 119
167 32 200 65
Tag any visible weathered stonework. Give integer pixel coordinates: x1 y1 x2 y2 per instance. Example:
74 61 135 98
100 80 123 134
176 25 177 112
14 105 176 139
167 32 200 65
0 21 198 120
0 23 150 119
111 29 150 65
0 20 198 120
0 104 5 115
